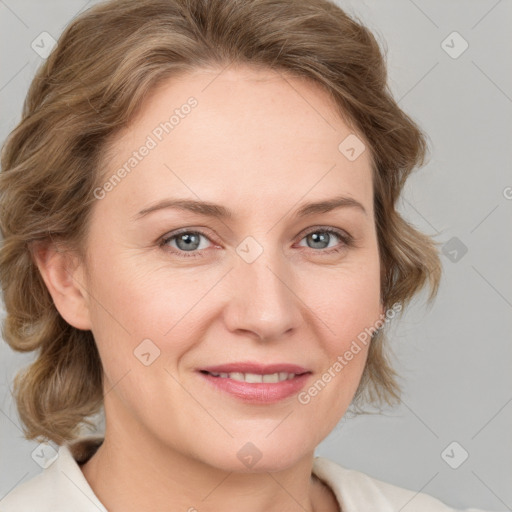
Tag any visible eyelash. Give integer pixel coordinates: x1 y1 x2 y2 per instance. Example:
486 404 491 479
158 227 354 259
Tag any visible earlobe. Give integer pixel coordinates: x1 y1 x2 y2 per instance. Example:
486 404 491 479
31 241 92 331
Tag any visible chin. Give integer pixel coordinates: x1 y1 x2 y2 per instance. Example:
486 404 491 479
203 437 312 474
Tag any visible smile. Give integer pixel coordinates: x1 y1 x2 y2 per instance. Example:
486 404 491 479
203 371 297 383
198 370 311 403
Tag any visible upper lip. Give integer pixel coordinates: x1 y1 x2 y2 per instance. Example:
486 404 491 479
199 362 311 375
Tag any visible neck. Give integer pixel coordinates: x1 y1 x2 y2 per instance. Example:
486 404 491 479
79 427 338 512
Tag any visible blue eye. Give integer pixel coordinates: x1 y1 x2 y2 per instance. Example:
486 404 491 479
159 227 353 259
297 227 353 254
160 230 212 258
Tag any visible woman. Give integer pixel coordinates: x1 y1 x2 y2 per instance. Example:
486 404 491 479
0 0 495 510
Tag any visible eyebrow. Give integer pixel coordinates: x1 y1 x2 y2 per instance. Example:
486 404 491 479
133 194 367 221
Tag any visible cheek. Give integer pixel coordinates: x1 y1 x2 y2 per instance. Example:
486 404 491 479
294 265 380 433
302 256 382 350
84 247 222 374
85 242 195 334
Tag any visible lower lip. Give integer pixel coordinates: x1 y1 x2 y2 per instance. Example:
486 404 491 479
198 372 311 403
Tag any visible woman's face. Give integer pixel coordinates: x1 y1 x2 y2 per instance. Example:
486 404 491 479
78 65 383 471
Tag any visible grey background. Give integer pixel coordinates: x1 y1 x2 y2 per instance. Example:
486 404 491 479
0 0 511 510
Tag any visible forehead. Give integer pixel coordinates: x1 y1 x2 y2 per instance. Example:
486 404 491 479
98 65 374 220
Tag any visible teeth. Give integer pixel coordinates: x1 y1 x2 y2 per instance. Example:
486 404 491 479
245 373 262 383
208 371 296 382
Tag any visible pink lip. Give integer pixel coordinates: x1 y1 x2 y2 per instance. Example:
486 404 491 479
199 362 310 374
197 362 312 404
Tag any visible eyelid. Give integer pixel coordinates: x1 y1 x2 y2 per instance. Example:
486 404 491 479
295 225 354 251
159 227 218 250
300 225 351 239
159 225 354 257
160 226 217 243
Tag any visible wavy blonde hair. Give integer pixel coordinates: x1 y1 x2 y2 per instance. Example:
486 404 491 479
0 0 442 445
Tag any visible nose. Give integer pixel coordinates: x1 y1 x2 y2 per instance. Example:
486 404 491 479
222 242 303 342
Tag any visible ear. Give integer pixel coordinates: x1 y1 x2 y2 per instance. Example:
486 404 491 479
31 241 92 331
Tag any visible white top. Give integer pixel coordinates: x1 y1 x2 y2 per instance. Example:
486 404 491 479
0 437 493 512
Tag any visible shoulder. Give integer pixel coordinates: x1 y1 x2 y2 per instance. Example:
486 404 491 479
0 437 106 512
312 456 490 512
0 469 56 512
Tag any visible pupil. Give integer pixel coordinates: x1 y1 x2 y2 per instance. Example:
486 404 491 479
178 233 199 251
309 232 329 249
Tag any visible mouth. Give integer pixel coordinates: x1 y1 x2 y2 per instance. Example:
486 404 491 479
199 370 305 383
197 363 312 403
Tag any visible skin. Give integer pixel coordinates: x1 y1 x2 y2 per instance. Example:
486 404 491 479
34 64 384 512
